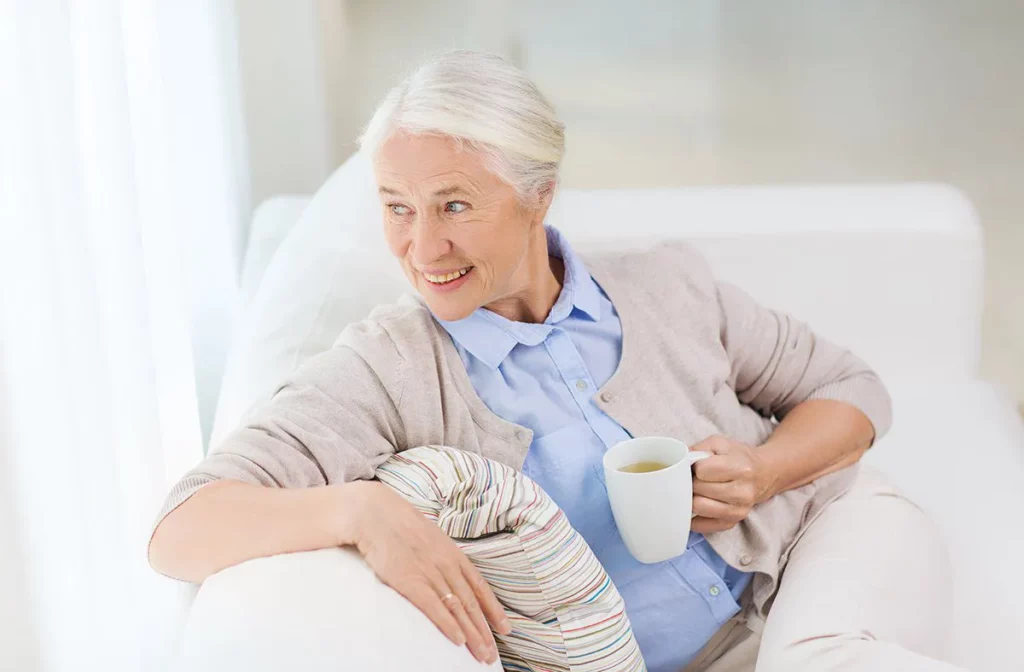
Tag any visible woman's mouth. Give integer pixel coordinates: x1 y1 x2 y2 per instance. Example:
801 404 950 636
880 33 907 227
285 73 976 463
421 266 474 292
423 267 472 285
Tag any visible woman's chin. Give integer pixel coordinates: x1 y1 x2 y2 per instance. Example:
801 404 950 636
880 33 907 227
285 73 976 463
423 296 477 322
413 272 481 322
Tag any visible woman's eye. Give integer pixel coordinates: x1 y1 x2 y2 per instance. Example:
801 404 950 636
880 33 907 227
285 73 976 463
445 201 468 214
389 204 411 216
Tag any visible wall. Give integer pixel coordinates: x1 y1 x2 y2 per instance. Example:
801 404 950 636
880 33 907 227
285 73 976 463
234 0 335 206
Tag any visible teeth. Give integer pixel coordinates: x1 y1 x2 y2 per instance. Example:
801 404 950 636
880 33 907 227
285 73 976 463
425 268 469 284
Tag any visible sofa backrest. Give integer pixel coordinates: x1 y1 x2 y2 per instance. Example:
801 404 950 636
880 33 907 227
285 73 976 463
211 151 983 447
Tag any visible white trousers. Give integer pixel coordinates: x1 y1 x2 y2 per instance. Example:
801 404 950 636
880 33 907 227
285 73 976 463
687 467 966 672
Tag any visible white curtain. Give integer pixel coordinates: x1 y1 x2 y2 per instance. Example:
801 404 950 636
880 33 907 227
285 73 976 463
0 1 247 670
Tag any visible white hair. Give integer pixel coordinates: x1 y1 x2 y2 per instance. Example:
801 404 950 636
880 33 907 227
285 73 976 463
358 50 565 202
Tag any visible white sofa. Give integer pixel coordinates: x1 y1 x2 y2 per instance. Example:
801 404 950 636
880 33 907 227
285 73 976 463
174 174 1024 671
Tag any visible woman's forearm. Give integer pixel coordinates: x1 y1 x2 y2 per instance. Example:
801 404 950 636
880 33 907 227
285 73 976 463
756 399 876 502
148 479 367 583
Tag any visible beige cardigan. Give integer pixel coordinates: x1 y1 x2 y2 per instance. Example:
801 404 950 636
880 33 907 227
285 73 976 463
155 241 892 618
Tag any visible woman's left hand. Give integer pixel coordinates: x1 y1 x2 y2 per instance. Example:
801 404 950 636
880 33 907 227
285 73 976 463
689 435 777 534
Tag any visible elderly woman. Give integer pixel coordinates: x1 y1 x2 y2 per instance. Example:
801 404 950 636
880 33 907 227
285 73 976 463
150 52 959 672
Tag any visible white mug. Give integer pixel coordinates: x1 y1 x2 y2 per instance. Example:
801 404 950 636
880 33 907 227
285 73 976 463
602 436 711 564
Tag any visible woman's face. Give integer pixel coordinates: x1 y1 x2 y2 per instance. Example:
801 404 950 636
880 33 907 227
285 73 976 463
374 132 549 322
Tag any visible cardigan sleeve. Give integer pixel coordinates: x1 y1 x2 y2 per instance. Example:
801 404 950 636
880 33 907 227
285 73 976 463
716 280 893 442
151 325 407 535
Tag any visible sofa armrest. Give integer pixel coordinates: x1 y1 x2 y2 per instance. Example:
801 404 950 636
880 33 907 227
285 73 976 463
173 547 502 672
864 381 1024 671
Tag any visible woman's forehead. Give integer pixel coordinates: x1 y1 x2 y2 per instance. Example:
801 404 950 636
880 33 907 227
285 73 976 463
376 133 478 169
374 133 501 195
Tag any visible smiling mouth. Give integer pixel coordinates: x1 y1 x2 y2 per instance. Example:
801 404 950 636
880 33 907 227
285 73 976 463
423 267 473 285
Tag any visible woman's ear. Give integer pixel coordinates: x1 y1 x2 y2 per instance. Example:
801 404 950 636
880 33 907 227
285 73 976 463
530 180 556 226
538 180 556 206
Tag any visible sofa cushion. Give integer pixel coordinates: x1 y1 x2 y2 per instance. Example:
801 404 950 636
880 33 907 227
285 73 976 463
376 445 645 672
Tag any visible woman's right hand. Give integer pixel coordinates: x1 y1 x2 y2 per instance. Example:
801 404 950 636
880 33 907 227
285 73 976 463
342 480 511 665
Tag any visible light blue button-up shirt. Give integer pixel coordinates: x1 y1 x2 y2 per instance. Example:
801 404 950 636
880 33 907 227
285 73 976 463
437 227 752 671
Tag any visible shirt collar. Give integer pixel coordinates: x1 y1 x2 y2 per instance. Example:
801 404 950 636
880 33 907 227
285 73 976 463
544 226 602 324
437 226 602 370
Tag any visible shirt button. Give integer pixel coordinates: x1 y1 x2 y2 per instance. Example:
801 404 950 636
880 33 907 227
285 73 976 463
709 585 721 597
575 380 587 391
600 392 613 403
739 554 753 566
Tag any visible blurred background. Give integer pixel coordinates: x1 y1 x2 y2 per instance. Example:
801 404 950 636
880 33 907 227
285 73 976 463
0 1 1021 670
241 0 1024 411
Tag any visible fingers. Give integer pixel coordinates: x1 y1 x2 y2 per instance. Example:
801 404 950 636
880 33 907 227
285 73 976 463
447 593 496 664
691 515 738 534
692 494 746 522
692 454 737 482
461 557 511 635
691 478 735 501
356 491 502 664
458 596 497 663
434 565 497 664
690 434 732 456
692 478 757 507
402 581 466 648
691 435 758 484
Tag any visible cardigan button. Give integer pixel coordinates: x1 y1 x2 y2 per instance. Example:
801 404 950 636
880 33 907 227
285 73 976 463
739 554 753 566
600 391 613 403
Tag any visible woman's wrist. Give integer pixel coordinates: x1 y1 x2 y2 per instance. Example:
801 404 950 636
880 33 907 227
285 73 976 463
330 480 376 547
751 444 782 504
754 399 873 499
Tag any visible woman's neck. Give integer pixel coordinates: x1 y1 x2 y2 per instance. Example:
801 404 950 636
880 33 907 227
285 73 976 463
485 228 564 324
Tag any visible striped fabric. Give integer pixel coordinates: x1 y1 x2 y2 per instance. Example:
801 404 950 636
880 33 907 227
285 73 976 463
376 445 646 672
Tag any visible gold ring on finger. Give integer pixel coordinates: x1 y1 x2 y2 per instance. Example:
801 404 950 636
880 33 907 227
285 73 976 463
440 592 461 610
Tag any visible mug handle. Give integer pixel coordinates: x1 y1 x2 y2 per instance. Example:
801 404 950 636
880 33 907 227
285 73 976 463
688 451 712 518
688 450 712 465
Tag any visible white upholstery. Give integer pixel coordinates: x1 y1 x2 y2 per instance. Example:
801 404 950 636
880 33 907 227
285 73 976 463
236 196 310 309
863 381 1024 672
182 154 1024 671
174 547 502 672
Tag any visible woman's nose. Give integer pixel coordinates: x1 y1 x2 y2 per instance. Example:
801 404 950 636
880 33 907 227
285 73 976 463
410 218 452 265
